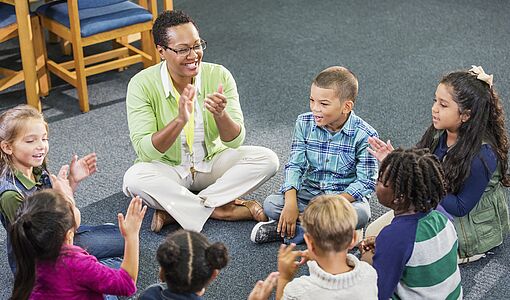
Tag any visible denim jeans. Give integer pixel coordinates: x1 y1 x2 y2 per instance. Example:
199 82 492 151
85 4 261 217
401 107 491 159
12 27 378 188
74 224 124 259
263 188 371 244
100 257 123 300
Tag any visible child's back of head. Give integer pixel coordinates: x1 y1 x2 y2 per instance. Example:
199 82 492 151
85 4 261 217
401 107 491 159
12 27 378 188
10 189 76 300
378 148 446 213
302 194 357 254
157 230 229 295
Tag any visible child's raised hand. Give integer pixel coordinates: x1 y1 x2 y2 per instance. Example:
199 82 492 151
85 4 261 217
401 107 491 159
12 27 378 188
248 272 279 300
50 165 75 203
68 153 98 190
367 137 394 162
118 196 147 239
278 243 304 281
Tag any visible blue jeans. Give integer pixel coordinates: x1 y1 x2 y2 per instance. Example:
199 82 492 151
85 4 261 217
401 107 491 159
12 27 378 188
3 222 124 275
263 188 371 244
100 257 123 300
74 224 124 259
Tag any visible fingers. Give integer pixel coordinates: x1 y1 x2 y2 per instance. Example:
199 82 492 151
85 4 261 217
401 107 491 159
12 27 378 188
83 152 98 165
277 218 283 235
205 91 227 115
258 271 278 295
181 84 196 100
297 249 309 265
217 84 223 94
288 222 296 238
58 165 69 179
117 213 126 236
280 221 287 238
126 196 147 221
248 272 278 300
70 154 78 167
387 139 394 151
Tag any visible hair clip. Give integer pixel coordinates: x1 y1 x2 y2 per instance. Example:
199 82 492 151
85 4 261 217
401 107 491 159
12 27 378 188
469 65 493 88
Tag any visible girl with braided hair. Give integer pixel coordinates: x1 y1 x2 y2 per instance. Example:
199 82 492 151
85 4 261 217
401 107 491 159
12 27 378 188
139 230 279 300
360 148 462 300
139 229 229 299
367 66 510 264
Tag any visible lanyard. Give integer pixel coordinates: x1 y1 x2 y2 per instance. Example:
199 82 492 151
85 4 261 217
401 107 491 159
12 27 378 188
171 83 195 155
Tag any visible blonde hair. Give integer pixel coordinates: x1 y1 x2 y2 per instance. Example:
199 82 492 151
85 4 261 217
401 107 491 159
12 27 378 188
0 105 48 177
313 66 358 103
302 194 357 253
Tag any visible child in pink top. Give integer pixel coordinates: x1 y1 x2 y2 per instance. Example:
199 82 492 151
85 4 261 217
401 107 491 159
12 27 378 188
10 189 146 300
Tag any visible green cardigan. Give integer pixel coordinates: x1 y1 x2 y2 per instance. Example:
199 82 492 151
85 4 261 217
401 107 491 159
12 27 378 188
126 61 246 165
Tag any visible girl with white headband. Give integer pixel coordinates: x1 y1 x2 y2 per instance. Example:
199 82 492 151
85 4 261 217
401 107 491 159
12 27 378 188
365 66 509 264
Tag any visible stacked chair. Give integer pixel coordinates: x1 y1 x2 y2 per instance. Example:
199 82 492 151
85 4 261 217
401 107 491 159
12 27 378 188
0 1 50 110
36 0 160 112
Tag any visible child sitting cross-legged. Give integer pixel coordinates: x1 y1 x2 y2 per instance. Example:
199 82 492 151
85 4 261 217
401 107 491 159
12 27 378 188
251 66 378 244
360 148 462 299
276 194 378 300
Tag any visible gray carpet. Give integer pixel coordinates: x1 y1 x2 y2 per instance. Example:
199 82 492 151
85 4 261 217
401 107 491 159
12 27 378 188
1 0 510 299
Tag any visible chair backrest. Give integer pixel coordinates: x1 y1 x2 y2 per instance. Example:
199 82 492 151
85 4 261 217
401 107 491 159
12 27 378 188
78 0 126 10
0 3 16 29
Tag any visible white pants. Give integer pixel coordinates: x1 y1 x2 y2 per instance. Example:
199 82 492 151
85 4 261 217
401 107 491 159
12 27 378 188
123 146 279 232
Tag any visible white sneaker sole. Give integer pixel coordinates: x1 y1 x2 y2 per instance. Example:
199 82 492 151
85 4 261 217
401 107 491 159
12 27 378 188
250 220 276 243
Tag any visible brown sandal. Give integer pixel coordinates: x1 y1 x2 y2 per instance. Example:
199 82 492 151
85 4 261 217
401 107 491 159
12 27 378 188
150 209 175 233
234 199 268 222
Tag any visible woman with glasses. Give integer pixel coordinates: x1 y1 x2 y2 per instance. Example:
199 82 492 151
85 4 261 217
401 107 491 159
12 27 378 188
123 10 279 233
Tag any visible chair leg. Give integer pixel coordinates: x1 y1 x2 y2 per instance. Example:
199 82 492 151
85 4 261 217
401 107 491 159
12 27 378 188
71 43 89 112
31 16 50 97
141 31 158 68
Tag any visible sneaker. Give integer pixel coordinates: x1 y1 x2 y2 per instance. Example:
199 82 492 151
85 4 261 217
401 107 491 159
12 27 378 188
457 253 486 264
251 220 283 244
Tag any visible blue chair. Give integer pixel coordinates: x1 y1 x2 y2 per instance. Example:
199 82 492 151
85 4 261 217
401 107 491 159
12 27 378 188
0 2 50 107
36 0 159 112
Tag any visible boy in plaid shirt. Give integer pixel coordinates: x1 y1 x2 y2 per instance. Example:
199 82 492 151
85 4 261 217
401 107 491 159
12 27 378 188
251 66 379 244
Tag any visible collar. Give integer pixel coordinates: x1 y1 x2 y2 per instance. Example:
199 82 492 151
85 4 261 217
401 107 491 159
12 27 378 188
160 62 202 99
312 111 357 137
307 254 365 289
13 167 44 190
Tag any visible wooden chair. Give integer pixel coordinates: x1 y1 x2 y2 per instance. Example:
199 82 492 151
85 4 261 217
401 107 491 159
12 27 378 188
0 2 50 109
36 0 159 112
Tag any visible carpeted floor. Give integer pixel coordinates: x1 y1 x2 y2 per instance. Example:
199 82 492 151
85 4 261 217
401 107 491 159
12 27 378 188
1 0 510 299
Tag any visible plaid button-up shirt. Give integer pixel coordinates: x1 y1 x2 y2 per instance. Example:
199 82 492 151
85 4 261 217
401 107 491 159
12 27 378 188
280 112 379 201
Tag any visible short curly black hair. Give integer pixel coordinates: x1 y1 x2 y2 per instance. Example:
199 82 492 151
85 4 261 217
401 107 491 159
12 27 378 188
379 148 446 213
152 10 198 47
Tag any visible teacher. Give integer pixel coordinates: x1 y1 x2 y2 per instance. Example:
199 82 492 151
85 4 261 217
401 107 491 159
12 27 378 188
123 10 279 232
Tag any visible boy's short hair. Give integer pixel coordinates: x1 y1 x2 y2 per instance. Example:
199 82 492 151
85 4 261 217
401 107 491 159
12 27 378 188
313 66 358 103
302 195 357 253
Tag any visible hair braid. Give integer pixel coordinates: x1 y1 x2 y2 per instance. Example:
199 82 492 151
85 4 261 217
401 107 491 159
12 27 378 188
380 148 446 213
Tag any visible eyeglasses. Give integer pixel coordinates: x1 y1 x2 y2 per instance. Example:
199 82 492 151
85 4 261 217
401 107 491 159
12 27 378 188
160 40 207 57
